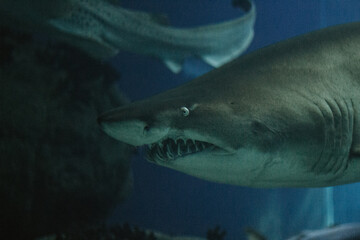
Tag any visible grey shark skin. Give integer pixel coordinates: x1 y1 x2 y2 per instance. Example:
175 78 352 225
0 0 255 73
246 223 360 240
49 0 256 73
98 22 360 188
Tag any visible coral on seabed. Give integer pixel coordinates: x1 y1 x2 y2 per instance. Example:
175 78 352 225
39 223 156 240
37 224 226 240
0 27 134 239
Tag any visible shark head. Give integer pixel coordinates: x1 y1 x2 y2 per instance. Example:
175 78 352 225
97 70 318 187
97 22 360 188
98 79 244 159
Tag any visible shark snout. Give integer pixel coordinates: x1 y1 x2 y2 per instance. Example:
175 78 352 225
98 111 146 146
98 109 170 146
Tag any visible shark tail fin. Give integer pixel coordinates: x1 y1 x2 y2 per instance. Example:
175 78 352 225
244 227 267 240
199 0 255 68
200 28 253 68
161 0 255 73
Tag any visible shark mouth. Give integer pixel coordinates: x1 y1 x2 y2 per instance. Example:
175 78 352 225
145 138 214 162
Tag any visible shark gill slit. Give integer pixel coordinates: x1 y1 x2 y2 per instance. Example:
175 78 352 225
323 98 342 174
312 98 352 176
331 98 352 175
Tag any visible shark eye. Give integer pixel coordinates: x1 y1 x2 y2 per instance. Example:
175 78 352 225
180 106 190 117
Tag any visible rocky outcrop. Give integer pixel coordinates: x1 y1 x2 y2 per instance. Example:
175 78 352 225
0 28 134 239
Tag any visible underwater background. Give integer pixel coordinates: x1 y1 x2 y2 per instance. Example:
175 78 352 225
108 0 360 240
1 0 360 239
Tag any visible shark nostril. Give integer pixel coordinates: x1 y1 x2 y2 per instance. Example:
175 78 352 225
144 125 150 133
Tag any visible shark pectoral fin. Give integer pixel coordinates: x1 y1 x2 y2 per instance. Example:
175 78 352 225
201 28 254 68
202 51 238 68
163 58 183 73
198 0 255 68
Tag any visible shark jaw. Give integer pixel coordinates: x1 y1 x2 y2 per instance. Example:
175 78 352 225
99 120 231 158
143 129 238 164
145 137 215 164
98 117 234 164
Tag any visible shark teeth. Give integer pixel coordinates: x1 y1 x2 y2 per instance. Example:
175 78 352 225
145 138 213 163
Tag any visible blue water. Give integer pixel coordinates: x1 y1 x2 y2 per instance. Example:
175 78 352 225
109 1 360 239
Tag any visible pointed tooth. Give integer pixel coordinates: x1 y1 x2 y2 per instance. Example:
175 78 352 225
179 139 186 153
145 151 151 161
166 144 173 159
155 151 161 161
190 140 196 152
185 139 193 153
155 146 161 158
167 151 173 159
195 141 199 152
158 146 165 158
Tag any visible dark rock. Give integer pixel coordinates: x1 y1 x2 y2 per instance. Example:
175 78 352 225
206 226 226 240
40 223 158 240
0 27 134 239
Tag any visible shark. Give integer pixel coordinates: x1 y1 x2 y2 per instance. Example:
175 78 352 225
0 0 255 73
98 22 360 188
245 223 360 240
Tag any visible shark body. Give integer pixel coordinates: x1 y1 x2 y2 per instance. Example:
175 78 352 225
49 0 256 73
0 0 255 73
99 22 360 188
246 223 360 240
